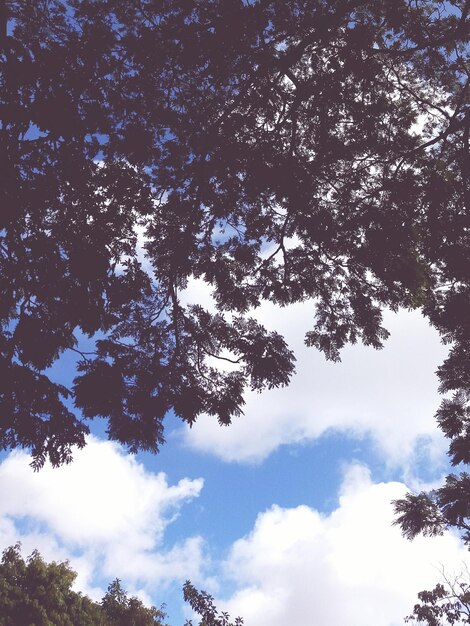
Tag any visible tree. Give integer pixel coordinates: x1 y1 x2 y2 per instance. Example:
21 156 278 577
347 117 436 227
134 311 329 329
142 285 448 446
102 578 168 626
0 543 167 626
183 581 243 626
0 543 105 625
405 568 470 625
0 0 468 485
0 544 238 626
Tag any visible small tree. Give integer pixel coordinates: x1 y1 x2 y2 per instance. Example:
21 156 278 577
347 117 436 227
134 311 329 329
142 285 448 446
102 578 167 626
183 581 243 626
405 568 470 625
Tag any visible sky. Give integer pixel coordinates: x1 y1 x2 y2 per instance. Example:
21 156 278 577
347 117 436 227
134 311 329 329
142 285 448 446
1 277 468 626
1 1 467 623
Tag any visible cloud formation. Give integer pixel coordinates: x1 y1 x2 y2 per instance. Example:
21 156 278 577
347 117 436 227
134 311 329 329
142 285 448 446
218 464 467 626
0 437 205 598
180 284 448 470
1 443 465 626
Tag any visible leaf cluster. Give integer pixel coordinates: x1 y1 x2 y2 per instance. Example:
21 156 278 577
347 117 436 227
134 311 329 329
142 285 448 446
0 544 239 626
183 581 243 626
405 569 470 626
0 0 468 468
0 543 167 626
394 473 470 544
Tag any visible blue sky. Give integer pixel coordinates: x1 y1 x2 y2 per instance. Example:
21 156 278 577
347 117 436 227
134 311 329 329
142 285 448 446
1 285 468 626
2 2 467 622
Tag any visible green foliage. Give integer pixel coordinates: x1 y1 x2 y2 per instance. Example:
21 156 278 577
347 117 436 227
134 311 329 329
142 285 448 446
0 545 242 626
102 579 167 626
0 543 103 626
183 582 243 626
0 544 167 626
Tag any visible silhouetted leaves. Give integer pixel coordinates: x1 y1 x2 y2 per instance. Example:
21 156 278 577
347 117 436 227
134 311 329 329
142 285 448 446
394 473 470 546
405 570 470 625
0 0 469 470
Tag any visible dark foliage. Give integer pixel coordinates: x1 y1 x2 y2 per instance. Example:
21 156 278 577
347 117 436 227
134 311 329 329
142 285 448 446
0 0 469 507
405 570 470 625
394 473 470 544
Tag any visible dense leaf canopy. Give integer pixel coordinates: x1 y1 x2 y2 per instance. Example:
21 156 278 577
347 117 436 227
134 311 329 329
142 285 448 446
0 0 469 541
0 543 167 626
0 544 238 626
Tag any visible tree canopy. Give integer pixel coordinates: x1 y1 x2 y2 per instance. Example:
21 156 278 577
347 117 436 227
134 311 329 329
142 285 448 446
0 544 239 626
0 0 469 540
0 543 167 626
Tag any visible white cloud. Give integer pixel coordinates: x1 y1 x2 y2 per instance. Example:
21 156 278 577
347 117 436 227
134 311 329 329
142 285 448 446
179 283 448 470
1 439 465 626
0 437 205 598
217 464 467 626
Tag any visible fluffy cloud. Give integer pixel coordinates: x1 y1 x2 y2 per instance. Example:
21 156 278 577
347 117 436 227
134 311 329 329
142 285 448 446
180 283 448 470
217 464 467 626
1 441 466 626
0 437 204 598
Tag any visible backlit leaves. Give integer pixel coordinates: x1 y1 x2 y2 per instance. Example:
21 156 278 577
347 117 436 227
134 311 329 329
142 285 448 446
0 0 468 468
